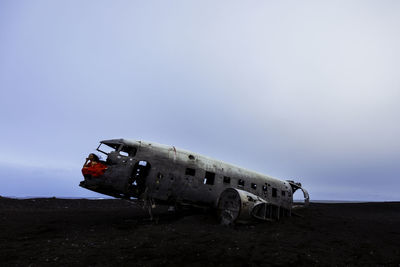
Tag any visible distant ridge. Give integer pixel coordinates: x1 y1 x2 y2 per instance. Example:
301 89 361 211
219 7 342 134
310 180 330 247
308 200 394 203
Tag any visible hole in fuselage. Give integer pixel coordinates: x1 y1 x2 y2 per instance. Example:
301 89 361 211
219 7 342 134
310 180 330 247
129 160 151 197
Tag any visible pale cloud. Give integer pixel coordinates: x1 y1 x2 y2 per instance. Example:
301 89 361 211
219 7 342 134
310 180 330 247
0 0 399 199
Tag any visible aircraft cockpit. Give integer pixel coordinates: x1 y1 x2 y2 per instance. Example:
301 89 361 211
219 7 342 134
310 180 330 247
80 139 143 199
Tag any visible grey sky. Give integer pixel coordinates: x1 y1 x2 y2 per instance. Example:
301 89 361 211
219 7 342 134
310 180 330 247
0 1 399 200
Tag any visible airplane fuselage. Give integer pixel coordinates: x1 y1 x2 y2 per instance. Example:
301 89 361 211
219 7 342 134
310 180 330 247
80 139 308 223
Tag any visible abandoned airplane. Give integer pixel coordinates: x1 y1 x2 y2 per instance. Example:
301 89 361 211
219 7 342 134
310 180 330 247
80 139 309 224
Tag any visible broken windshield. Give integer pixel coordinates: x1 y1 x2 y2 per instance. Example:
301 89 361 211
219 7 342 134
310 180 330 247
97 143 120 155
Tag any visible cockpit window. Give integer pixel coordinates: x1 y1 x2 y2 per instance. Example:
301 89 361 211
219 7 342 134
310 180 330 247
119 151 129 157
97 143 120 155
120 146 137 157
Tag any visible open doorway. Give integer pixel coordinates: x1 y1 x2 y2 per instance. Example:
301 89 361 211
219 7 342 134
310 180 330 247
129 160 151 197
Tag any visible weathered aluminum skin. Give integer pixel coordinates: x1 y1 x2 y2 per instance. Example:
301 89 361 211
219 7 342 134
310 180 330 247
80 138 308 222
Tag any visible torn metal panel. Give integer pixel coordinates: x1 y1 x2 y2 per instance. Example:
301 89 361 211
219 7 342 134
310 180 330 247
287 180 310 206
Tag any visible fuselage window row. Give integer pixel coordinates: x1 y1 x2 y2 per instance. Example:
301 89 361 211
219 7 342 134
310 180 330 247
183 168 289 198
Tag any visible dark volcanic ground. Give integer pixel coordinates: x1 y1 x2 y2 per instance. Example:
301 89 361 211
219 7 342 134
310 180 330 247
0 197 399 266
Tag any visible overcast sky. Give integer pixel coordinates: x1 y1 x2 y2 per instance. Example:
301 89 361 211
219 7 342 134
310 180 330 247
0 1 399 200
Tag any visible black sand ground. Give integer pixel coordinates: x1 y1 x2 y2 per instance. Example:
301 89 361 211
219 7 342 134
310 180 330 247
0 197 399 266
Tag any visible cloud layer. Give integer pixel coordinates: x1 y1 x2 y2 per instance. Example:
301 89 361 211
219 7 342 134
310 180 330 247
0 1 399 200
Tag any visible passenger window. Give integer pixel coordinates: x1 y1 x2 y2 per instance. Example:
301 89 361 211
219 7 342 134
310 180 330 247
203 171 215 185
251 183 257 189
262 185 268 191
281 190 286 196
185 168 196 176
223 176 231 184
272 188 277 197
238 179 245 187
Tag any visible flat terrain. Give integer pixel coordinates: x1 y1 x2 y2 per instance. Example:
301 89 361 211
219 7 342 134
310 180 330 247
0 197 399 266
